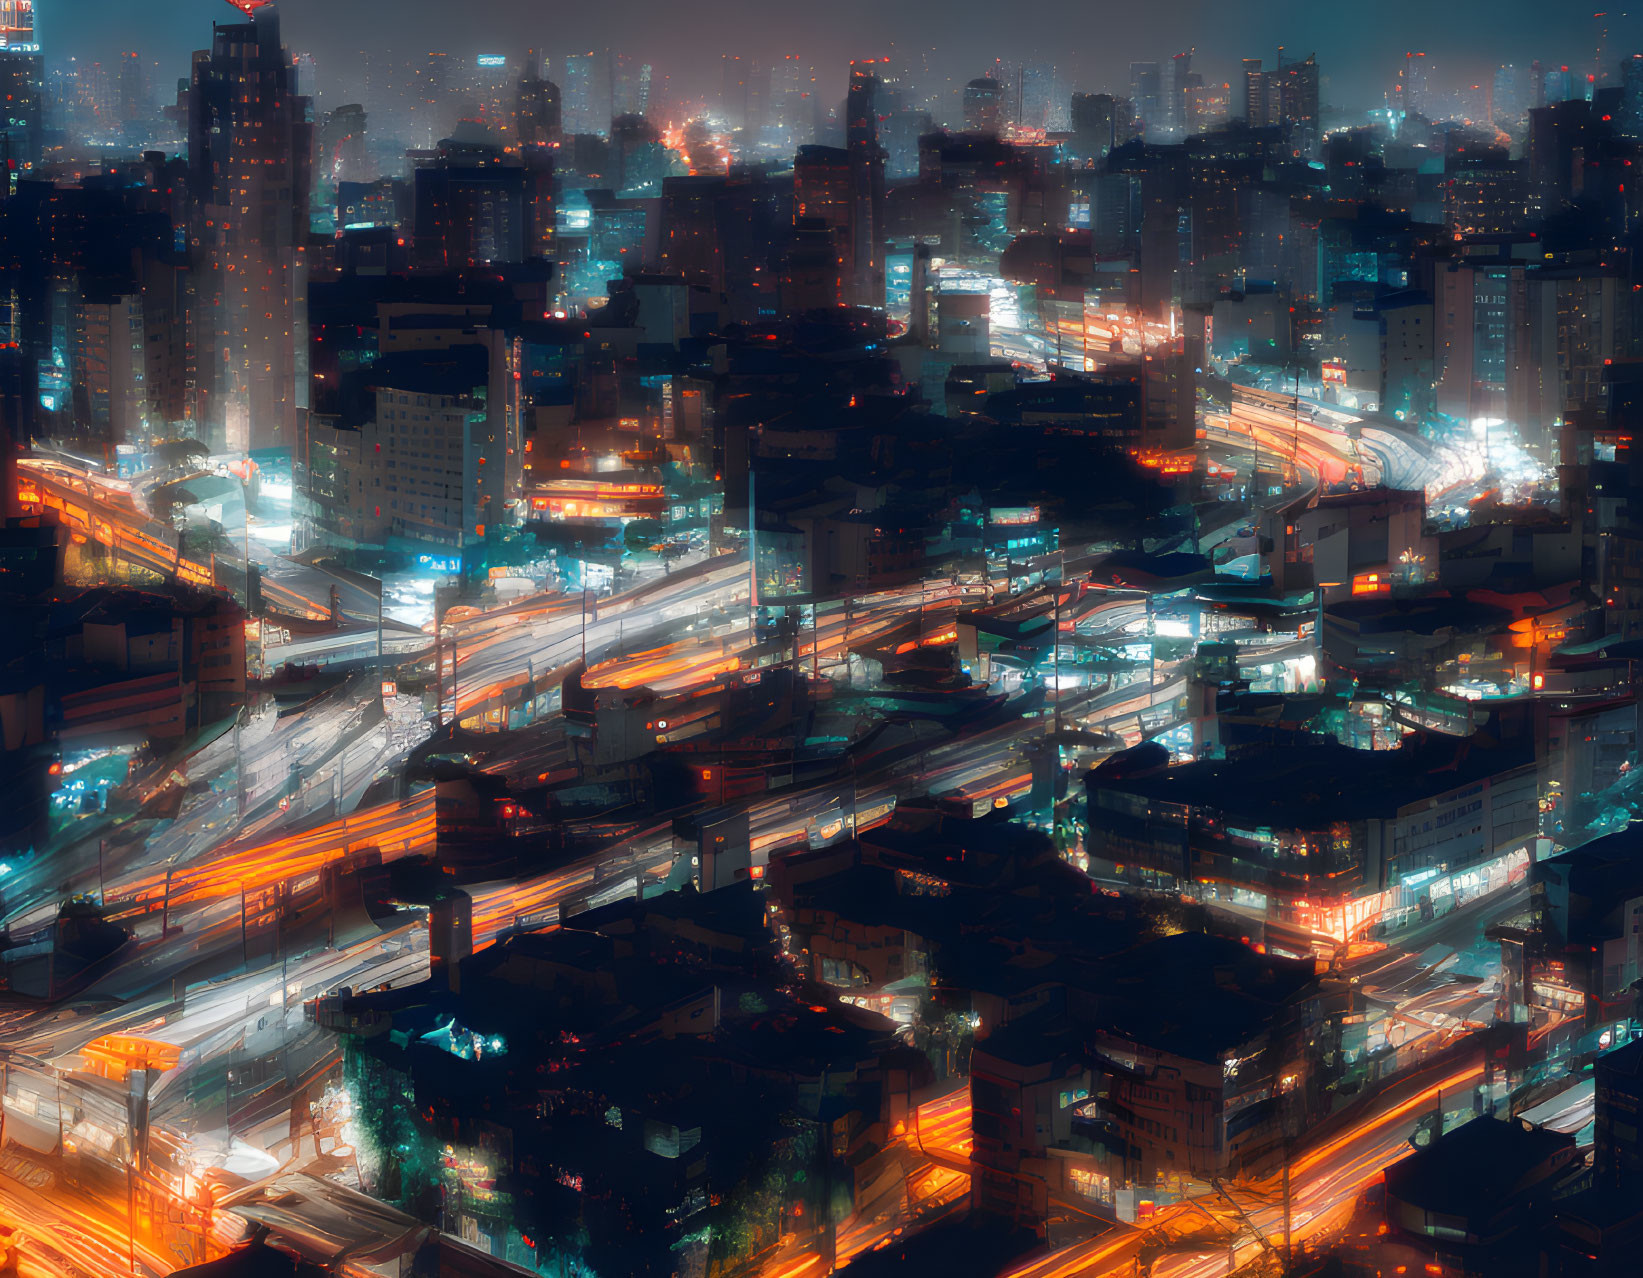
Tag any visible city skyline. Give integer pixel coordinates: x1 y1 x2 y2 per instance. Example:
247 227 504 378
4 0 1643 1277
35 0 1643 116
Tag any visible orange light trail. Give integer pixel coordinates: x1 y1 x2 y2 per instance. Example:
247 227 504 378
107 792 437 914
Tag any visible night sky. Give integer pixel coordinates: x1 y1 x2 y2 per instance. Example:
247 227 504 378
44 0 1637 114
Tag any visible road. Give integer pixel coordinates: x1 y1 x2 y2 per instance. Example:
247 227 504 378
0 431 1524 1278
19 458 379 622
1000 1054 1489 1278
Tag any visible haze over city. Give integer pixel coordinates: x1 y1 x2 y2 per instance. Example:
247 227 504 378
2 1 1643 1278
42 0 1643 111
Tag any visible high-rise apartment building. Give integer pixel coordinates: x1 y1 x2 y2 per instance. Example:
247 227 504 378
187 2 313 455
846 61 887 309
0 0 42 189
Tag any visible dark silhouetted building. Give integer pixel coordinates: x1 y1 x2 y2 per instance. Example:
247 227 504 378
187 4 313 454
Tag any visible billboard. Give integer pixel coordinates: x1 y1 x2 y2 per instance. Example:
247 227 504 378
0 0 34 46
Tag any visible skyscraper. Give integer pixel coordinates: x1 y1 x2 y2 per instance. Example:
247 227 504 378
1168 49 1195 134
187 2 312 454
720 54 748 130
1129 61 1163 135
1401 51 1431 120
514 56 563 148
1278 53 1320 153
1070 92 1118 162
772 54 816 146
1020 63 1057 132
610 54 651 119
1241 58 1270 125
845 61 887 308
561 52 596 134
963 77 1003 134
792 146 852 308
1494 64 1529 128
0 0 43 188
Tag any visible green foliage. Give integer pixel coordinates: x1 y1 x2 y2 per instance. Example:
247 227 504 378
343 1044 443 1220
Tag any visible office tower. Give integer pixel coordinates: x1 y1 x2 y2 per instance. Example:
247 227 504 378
1241 58 1268 124
845 62 887 308
963 77 1002 134
1168 49 1194 133
610 51 648 118
1493 64 1528 128
413 52 450 148
1278 53 1320 153
1401 51 1431 120
745 59 771 138
470 53 514 129
772 54 815 146
187 3 312 456
562 52 596 134
1531 59 1546 109
1180 72 1207 133
608 55 651 120
1129 61 1163 134
721 54 748 130
1070 92 1118 162
1543 64 1574 106
0 0 42 188
116 51 150 124
1020 63 1056 132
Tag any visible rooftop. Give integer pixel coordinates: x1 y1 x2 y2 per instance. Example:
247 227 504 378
1384 1117 1576 1220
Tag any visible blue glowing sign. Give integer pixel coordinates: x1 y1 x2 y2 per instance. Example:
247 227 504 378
416 553 462 573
